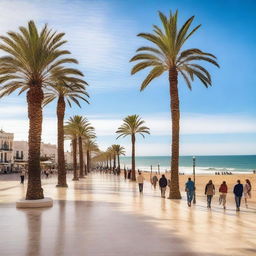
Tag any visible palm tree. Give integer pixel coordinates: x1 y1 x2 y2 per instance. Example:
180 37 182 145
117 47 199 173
116 115 150 181
44 81 89 187
0 21 83 200
65 116 84 180
112 144 125 175
83 140 99 174
130 11 219 198
79 120 96 176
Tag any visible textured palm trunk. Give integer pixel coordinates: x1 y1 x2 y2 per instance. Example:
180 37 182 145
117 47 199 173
86 150 90 174
109 155 112 170
26 86 44 200
72 138 79 181
56 96 68 187
78 136 84 178
131 134 136 181
117 154 120 175
168 67 181 199
113 153 116 170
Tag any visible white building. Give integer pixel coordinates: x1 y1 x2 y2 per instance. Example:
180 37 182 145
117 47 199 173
0 129 14 172
13 141 57 163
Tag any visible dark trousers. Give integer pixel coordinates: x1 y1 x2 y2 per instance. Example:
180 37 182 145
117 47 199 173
207 195 213 207
235 196 242 208
138 183 143 193
20 175 24 184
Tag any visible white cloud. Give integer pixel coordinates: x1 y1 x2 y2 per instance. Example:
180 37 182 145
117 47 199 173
86 113 256 136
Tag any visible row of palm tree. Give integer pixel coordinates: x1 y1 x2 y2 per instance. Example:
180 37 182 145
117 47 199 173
64 115 98 181
0 21 89 200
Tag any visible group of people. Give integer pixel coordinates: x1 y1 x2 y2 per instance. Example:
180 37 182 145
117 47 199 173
136 172 252 211
185 178 252 211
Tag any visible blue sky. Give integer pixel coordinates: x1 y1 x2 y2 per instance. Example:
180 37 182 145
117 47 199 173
0 0 255 155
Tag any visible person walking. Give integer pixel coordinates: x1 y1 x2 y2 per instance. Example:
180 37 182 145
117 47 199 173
151 173 158 189
20 168 25 184
124 168 127 179
137 172 145 193
219 181 228 209
159 174 168 198
244 179 251 208
205 180 215 208
185 177 195 207
233 180 243 211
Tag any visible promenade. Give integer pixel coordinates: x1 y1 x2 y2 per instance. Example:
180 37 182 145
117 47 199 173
0 173 255 256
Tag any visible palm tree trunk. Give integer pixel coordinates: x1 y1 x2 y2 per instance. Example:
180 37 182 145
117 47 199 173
56 96 68 187
78 136 84 178
168 67 181 199
131 134 136 181
109 155 112 170
72 138 79 181
86 150 90 174
113 153 116 170
26 86 44 200
117 154 120 175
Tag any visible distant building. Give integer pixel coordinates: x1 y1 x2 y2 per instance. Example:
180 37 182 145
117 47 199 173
0 129 14 172
13 141 57 163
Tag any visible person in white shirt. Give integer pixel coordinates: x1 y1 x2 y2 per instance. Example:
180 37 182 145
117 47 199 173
137 172 145 193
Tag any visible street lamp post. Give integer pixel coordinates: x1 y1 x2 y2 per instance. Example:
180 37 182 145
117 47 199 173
193 156 196 204
150 165 152 175
158 163 160 175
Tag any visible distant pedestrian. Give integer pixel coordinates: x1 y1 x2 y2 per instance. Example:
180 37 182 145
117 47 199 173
219 181 228 209
244 179 251 208
45 169 49 178
20 168 25 184
124 168 127 179
128 170 131 179
233 180 243 211
137 172 145 193
151 173 158 189
159 174 167 198
205 180 215 208
185 177 195 207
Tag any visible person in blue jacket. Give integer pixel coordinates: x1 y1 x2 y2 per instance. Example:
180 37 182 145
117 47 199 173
185 177 195 207
233 180 243 211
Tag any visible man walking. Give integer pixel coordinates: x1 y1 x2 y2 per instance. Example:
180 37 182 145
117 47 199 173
205 180 215 209
159 174 168 198
137 172 145 193
185 177 195 207
151 173 158 189
20 168 25 184
233 180 243 211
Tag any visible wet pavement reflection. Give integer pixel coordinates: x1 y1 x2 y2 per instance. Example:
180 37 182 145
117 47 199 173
0 173 256 255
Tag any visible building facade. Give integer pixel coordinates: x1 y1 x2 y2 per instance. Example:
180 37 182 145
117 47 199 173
0 130 14 172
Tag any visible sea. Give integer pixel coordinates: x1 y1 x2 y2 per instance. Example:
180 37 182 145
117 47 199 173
120 155 256 175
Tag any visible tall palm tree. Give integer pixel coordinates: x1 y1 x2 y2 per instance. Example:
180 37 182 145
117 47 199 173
116 115 150 181
130 11 219 198
83 140 99 174
112 144 125 175
65 116 86 180
0 21 83 200
79 121 95 176
44 81 89 187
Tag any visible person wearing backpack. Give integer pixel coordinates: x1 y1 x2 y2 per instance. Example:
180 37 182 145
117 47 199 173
205 180 215 208
219 181 228 209
159 174 168 198
185 177 195 207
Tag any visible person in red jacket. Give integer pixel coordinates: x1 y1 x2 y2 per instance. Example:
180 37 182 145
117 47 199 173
219 181 228 209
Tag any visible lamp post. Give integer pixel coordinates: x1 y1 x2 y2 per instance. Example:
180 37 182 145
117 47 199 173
193 156 196 204
150 165 152 175
158 163 160 175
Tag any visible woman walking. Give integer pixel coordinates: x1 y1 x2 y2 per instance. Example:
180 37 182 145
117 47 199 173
244 179 252 208
219 181 228 209
205 180 215 209
137 172 145 193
